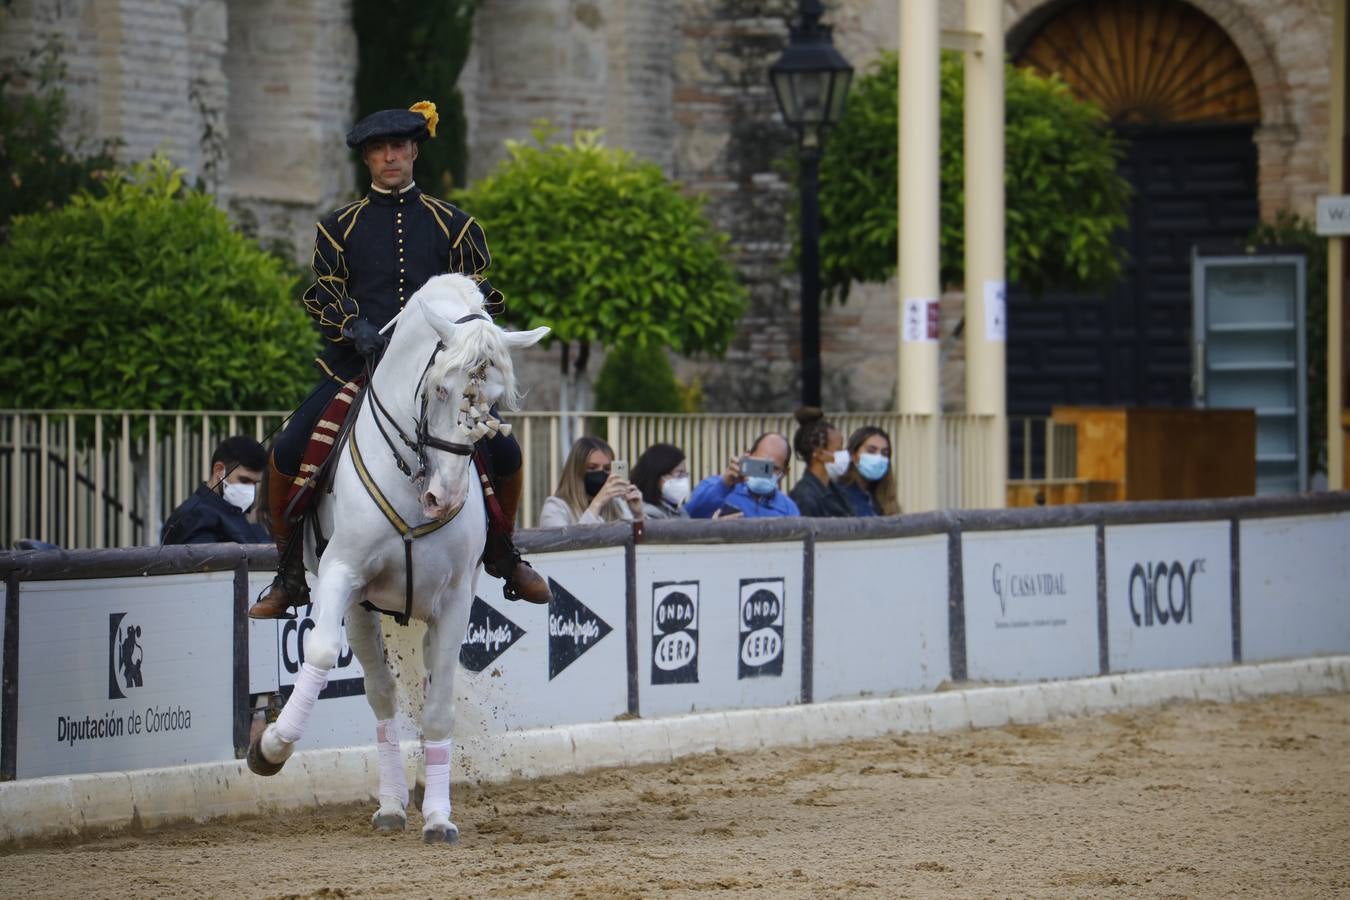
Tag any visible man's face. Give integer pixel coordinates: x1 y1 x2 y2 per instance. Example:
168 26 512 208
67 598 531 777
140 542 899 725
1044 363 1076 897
363 138 418 191
747 434 789 479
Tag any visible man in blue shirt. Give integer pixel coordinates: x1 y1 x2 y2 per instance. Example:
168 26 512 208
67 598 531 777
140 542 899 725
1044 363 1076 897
686 433 800 518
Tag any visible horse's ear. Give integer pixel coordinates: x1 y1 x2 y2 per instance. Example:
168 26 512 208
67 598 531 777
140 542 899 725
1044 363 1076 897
501 326 550 349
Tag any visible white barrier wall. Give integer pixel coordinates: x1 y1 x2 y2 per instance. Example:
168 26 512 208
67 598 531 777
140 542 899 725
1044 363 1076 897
1105 521 1233 673
457 547 628 732
635 542 804 717
812 535 950 700
15 574 234 779
962 527 1099 682
1240 512 1350 662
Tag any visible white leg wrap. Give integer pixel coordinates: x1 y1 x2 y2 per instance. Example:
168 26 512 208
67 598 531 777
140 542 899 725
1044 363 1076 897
274 662 328 744
376 719 408 807
421 738 452 820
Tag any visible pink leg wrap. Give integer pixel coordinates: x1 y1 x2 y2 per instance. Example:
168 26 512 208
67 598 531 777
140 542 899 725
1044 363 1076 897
376 719 408 807
274 662 328 744
422 738 453 819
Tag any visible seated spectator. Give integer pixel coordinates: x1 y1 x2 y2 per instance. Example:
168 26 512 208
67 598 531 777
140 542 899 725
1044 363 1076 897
161 435 270 544
631 442 692 520
537 436 645 527
788 407 853 517
840 425 899 516
686 432 799 519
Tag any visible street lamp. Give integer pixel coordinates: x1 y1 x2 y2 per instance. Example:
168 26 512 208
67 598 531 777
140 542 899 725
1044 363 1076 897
769 0 853 408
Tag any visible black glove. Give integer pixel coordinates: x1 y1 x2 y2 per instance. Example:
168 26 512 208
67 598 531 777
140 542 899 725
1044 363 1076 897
342 318 387 361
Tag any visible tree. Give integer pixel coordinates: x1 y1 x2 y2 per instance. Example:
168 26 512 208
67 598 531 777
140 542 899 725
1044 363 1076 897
352 0 476 194
455 126 746 432
816 51 1130 299
0 37 118 242
0 156 317 411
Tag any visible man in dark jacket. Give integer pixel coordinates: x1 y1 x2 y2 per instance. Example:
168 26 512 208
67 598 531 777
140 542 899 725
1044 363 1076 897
249 101 549 618
161 436 270 545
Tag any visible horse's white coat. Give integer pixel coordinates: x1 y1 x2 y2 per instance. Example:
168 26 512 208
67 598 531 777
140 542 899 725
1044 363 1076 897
255 273 549 842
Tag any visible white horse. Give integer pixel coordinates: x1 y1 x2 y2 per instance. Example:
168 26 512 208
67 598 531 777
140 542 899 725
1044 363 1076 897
247 273 549 844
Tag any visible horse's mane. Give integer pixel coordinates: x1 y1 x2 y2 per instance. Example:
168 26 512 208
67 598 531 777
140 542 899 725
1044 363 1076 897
414 275 523 411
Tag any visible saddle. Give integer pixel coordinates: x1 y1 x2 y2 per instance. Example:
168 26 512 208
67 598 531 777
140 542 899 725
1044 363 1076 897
283 376 367 524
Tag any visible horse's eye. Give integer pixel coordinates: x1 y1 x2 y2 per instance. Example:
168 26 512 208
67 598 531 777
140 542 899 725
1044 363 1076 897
435 385 449 401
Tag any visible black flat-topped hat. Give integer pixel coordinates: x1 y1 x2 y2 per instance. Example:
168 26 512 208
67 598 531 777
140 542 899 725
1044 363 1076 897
346 101 439 149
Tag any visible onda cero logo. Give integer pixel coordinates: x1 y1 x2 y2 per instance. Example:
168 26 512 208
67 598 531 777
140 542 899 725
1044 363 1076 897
108 612 145 700
738 578 785 679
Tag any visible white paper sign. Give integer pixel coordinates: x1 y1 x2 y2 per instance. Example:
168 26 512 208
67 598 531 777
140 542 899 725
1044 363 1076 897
1316 195 1350 236
983 280 1006 341
902 298 939 343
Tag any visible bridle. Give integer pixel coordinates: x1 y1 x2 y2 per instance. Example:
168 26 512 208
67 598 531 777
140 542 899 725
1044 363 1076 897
364 312 497 483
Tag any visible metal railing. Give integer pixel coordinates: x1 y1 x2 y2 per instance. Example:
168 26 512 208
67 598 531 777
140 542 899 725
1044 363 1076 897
2 409 997 548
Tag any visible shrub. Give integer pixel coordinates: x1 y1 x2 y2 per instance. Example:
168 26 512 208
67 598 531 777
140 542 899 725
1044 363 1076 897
0 156 318 410
593 343 685 414
816 52 1131 298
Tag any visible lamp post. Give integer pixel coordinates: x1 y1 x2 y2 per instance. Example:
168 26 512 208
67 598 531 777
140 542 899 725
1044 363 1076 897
769 0 853 408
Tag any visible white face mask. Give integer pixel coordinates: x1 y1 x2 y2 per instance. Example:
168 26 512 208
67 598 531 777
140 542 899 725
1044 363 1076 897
661 475 691 507
824 448 851 480
223 481 256 512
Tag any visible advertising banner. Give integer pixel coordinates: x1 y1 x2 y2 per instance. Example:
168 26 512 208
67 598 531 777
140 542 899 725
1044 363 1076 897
1240 512 1350 661
1105 521 1233 672
634 542 803 718
455 547 628 733
962 527 1099 682
812 535 950 701
15 574 234 779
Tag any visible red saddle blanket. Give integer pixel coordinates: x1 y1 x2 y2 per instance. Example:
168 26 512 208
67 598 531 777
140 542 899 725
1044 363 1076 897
285 376 365 519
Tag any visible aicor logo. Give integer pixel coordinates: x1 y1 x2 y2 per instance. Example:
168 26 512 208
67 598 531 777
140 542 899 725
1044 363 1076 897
1129 559 1205 626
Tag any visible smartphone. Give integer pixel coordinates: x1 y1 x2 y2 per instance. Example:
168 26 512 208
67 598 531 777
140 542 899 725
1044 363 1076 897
740 457 773 480
612 459 628 479
717 503 743 518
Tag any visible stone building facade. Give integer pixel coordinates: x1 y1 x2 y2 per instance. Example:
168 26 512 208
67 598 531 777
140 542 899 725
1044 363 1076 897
0 0 1334 413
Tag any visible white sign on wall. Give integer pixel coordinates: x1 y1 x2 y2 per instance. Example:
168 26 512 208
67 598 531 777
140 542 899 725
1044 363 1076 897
962 527 1099 682
455 547 628 733
1240 512 1350 661
635 542 803 718
1315 195 1350 235
1105 521 1233 673
812 535 950 701
983 280 1007 342
902 298 940 343
15 574 234 779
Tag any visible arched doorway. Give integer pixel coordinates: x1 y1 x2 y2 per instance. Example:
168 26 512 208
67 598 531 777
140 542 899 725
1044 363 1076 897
1008 0 1261 469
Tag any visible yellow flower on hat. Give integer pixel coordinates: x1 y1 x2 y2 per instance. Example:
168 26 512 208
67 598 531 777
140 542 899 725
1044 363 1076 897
410 100 438 138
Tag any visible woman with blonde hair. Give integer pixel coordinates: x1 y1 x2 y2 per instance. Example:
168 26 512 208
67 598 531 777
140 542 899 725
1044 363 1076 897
537 436 645 527
840 426 899 516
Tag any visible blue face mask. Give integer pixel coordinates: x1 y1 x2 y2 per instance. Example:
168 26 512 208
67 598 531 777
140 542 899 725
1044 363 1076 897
745 475 778 496
857 453 889 482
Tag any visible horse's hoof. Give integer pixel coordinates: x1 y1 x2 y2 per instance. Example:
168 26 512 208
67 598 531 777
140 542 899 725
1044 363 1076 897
372 811 407 833
246 732 285 777
422 822 460 845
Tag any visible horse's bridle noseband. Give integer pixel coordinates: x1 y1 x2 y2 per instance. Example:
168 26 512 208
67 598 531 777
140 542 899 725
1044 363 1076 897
366 312 493 481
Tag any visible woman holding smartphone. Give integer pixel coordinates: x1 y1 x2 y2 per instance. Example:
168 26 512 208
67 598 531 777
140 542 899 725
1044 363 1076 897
538 436 646 527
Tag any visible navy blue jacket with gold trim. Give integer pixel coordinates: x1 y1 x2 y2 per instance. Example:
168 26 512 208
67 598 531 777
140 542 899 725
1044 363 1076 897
302 182 504 382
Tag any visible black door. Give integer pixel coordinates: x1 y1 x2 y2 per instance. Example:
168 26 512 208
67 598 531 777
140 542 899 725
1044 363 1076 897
1007 124 1259 473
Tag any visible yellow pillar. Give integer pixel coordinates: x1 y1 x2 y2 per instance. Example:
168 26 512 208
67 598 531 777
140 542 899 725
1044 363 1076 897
898 0 941 509
1329 0 1346 489
963 0 1006 508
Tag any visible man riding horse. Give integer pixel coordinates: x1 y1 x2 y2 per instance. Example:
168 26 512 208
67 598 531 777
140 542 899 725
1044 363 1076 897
249 101 551 618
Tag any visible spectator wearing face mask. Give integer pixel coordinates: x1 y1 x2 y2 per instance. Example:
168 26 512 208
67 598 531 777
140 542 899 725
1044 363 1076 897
537 436 645 528
840 426 899 516
686 432 799 519
631 442 692 520
788 407 854 518
161 436 271 544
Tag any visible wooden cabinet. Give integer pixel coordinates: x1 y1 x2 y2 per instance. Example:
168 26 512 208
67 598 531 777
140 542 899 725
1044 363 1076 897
1051 406 1256 501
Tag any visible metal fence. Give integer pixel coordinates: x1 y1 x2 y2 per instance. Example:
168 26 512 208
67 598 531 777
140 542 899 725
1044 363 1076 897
1 409 999 548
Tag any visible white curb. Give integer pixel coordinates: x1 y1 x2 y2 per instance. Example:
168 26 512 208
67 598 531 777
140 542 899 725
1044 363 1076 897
3 656 1347 844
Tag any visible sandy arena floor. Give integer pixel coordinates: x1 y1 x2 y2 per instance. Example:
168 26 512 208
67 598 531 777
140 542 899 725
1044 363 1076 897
2 691 1348 899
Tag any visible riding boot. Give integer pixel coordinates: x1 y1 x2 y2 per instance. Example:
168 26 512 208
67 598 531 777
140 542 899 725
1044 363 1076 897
482 468 552 604
248 456 310 619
